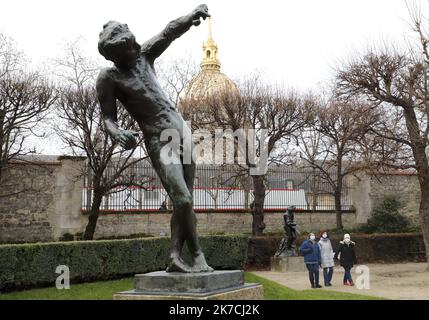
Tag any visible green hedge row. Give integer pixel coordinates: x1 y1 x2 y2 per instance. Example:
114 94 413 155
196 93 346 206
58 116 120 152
246 233 426 269
0 235 248 292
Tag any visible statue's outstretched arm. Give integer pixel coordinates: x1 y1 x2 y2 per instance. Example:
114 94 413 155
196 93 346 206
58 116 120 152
141 4 210 63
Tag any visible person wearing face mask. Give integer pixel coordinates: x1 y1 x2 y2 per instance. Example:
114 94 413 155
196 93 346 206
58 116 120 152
299 233 322 288
318 231 335 286
334 233 357 286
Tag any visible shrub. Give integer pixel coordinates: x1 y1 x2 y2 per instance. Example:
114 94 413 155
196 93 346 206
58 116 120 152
58 233 75 242
245 233 425 270
0 234 248 292
358 196 414 233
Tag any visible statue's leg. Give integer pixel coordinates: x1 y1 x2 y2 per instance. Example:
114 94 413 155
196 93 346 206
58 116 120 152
182 156 213 272
145 136 194 272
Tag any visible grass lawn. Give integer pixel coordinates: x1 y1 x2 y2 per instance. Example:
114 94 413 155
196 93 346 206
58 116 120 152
0 272 383 300
0 278 133 300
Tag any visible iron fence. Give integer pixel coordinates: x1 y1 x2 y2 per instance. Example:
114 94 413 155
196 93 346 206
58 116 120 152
82 162 354 213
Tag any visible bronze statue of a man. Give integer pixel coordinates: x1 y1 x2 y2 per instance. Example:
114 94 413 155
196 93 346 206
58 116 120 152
275 206 299 257
96 4 212 273
283 205 298 252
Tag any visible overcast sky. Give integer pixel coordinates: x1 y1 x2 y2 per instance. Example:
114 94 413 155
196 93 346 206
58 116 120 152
0 0 425 154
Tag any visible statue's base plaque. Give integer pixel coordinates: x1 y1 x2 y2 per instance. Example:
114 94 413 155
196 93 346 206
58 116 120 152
113 270 263 300
271 256 305 272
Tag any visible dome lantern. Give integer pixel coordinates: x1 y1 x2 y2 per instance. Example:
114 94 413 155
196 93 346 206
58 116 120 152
201 17 221 71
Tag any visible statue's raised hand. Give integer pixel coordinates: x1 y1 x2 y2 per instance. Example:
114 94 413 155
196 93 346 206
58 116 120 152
191 4 210 26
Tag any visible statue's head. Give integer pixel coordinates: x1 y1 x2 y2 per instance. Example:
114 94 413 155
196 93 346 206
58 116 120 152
287 205 296 218
98 21 141 66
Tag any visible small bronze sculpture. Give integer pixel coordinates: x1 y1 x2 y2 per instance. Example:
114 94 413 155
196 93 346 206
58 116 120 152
96 5 212 272
275 206 299 257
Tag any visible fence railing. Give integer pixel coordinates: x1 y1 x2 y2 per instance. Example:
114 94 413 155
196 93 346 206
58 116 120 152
82 163 354 213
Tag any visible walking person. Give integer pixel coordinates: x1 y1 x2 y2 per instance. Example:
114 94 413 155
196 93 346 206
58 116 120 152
334 233 357 286
299 233 322 288
318 231 335 286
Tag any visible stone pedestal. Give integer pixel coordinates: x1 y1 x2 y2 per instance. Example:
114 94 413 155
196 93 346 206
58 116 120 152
271 256 305 272
114 270 264 300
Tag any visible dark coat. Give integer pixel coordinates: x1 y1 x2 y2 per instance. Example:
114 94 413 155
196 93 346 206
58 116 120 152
334 241 357 268
299 240 322 265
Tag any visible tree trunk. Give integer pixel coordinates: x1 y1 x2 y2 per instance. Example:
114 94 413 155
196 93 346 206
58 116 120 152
410 141 429 269
252 175 266 236
83 190 103 240
419 184 429 270
403 107 429 267
334 186 343 230
335 160 344 230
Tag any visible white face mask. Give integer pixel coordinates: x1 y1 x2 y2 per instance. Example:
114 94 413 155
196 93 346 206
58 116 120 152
310 235 316 241
322 233 328 239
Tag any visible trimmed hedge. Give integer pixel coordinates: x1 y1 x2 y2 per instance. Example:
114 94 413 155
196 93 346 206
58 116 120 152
246 233 426 270
0 235 248 292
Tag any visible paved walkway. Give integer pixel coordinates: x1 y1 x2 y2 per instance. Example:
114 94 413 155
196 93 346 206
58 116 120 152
253 263 429 300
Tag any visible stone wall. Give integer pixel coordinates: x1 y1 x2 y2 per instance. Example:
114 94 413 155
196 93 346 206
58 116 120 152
349 172 421 225
369 173 420 223
93 211 357 239
0 158 421 244
264 211 357 233
91 171 422 239
0 162 57 243
0 157 85 243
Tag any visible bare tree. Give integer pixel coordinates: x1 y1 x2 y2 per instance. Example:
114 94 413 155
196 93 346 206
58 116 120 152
0 33 56 191
299 97 379 229
156 54 199 108
54 40 147 240
0 33 24 78
182 76 309 235
297 127 325 212
358 105 414 171
335 3 429 266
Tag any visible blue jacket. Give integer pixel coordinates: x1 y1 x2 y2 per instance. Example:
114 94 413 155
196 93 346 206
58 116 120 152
299 240 322 265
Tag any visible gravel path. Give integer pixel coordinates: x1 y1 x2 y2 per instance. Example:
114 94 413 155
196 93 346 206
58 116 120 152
253 263 429 300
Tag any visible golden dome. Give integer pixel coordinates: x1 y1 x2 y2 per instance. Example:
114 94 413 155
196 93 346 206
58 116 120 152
185 69 239 100
181 18 238 103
